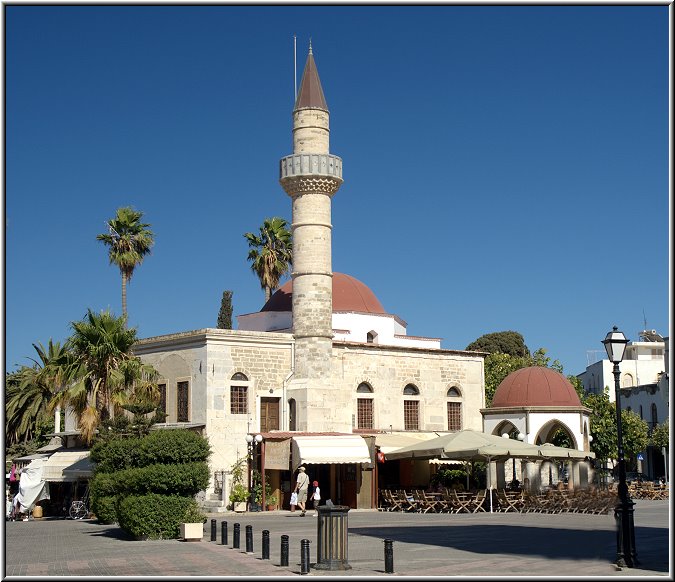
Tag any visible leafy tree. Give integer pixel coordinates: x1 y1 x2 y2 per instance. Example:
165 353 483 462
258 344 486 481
651 420 669 450
465 331 530 358
97 206 154 321
5 340 76 445
64 309 158 444
621 409 650 465
244 217 292 302
217 290 233 329
584 390 650 470
584 391 617 465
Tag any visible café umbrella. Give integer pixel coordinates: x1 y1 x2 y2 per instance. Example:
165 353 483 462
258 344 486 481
386 429 546 513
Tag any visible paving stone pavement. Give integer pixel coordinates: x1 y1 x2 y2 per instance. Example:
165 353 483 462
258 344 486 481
2 499 670 578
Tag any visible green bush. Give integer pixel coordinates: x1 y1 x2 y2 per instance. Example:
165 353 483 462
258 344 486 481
89 429 211 538
89 472 118 523
135 430 210 466
117 493 202 540
114 462 209 497
91 495 118 524
90 429 210 473
90 437 141 474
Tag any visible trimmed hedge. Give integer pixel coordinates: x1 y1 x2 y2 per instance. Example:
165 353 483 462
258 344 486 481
114 462 209 497
92 495 118 525
89 429 210 537
89 472 118 523
91 429 210 473
117 493 202 540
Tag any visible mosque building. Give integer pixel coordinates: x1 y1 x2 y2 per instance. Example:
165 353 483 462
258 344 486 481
132 46 488 510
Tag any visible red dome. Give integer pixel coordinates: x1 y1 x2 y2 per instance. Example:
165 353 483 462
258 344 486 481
491 366 581 408
261 273 386 314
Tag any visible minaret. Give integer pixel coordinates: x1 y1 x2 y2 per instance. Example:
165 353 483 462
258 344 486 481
280 45 343 380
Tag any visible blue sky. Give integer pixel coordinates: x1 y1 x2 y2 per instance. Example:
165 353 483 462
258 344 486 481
4 5 670 378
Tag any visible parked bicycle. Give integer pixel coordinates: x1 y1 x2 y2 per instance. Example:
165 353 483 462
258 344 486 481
68 486 89 520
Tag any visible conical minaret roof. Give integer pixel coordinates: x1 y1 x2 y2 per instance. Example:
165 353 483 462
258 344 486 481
294 44 328 111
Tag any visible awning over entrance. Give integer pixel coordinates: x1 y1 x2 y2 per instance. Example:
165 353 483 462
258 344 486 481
291 435 371 471
42 451 93 482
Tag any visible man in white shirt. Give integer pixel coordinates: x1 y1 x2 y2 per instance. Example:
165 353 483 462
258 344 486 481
294 466 310 516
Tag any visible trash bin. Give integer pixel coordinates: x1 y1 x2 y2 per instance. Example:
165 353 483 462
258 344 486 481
314 504 351 570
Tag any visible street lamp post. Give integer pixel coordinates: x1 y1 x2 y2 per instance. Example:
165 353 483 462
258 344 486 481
603 326 638 568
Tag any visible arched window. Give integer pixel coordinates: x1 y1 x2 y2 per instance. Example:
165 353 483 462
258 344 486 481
651 403 658 427
356 383 374 429
403 384 419 430
403 384 419 396
446 386 462 431
230 373 249 415
622 373 634 388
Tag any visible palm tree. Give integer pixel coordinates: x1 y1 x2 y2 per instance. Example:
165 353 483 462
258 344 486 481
244 217 293 302
97 206 154 321
5 340 77 444
65 308 156 443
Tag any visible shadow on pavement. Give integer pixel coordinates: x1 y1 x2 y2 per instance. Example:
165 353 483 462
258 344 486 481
351 523 669 573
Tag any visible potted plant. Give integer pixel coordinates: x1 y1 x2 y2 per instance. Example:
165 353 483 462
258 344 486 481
252 470 275 511
179 504 206 542
229 484 249 513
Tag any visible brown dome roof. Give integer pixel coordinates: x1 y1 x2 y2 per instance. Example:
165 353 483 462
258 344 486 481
261 273 386 314
491 366 581 408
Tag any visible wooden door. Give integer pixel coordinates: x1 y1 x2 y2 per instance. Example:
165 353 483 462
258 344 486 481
261 398 280 432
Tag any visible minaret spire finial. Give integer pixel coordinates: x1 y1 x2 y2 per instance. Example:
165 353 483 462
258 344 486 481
309 37 312 55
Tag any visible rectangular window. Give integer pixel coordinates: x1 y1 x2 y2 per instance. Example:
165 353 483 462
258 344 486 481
177 381 189 422
158 384 167 415
447 402 462 431
230 386 248 415
357 398 373 429
404 400 419 431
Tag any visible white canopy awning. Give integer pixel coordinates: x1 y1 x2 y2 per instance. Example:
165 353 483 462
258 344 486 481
42 451 93 482
291 435 371 471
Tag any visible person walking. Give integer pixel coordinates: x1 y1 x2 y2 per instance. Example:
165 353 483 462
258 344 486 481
294 466 310 516
311 480 321 516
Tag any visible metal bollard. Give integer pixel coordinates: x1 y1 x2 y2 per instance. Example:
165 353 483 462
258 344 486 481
211 519 217 541
262 530 270 560
300 539 311 574
384 539 394 573
221 521 228 546
280 534 289 566
245 524 254 554
233 523 240 549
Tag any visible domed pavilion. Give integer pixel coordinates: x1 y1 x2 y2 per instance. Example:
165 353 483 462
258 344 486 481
482 366 593 491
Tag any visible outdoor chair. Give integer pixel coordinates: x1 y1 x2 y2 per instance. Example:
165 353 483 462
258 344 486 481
447 488 472 513
521 491 544 513
470 489 488 513
396 490 420 512
412 489 437 513
496 489 521 513
379 489 401 511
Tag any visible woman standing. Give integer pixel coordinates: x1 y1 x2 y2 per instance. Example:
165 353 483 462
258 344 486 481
311 480 321 516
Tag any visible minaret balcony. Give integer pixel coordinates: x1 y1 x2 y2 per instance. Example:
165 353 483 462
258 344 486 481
279 154 343 181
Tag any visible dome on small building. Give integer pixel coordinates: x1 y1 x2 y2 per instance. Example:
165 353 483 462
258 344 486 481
492 366 582 408
261 272 386 314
